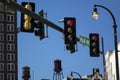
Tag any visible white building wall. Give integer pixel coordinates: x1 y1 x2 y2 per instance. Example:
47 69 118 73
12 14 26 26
105 43 120 80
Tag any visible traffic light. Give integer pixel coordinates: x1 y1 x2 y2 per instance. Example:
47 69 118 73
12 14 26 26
64 17 76 45
34 22 45 40
39 10 45 40
34 10 45 40
21 2 35 33
89 33 100 57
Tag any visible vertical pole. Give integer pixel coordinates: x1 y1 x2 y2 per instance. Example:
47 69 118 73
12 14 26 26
101 37 106 80
114 25 119 80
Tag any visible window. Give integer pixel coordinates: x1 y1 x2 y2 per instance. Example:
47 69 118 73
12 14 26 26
0 33 4 41
7 63 15 71
0 73 4 80
0 23 4 31
0 63 4 71
7 53 15 61
7 14 14 22
7 24 15 32
0 43 4 51
0 53 4 61
0 14 4 21
7 44 15 51
7 34 15 41
7 73 15 80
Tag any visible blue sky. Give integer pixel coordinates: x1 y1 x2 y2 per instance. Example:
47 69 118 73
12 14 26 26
17 0 120 80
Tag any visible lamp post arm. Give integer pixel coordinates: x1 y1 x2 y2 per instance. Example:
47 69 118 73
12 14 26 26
94 4 117 27
71 72 82 79
94 4 119 80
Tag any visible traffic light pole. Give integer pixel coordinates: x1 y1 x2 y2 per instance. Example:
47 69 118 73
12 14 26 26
0 0 64 33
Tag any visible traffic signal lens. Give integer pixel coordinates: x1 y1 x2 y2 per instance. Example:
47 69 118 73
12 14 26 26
67 27 73 33
92 42 97 47
92 35 98 41
25 4 32 10
92 48 97 53
67 20 75 27
24 4 32 30
68 35 73 41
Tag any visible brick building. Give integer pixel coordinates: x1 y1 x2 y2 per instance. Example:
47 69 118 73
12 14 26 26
0 0 18 80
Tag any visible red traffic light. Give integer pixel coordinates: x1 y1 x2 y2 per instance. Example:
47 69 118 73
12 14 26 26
91 35 98 41
64 17 76 45
89 33 100 57
67 19 75 27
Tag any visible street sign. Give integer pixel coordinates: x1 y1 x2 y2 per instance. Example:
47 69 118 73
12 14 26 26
79 35 90 46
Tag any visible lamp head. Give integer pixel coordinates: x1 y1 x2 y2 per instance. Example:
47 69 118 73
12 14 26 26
92 7 99 20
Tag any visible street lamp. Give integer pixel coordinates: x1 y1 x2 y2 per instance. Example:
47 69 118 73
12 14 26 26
92 4 119 80
92 7 99 20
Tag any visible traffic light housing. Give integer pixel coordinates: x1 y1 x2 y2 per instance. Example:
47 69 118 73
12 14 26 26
64 17 76 45
21 2 35 33
89 33 100 57
34 10 45 40
39 10 45 40
34 22 45 40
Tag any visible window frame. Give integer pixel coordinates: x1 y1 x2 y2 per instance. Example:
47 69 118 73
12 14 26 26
0 63 4 71
0 33 4 41
0 43 4 51
0 53 4 61
7 73 15 80
7 53 15 61
7 43 15 51
0 73 4 80
6 14 14 22
7 63 15 71
0 23 4 31
7 34 15 41
0 14 4 21
7 24 15 32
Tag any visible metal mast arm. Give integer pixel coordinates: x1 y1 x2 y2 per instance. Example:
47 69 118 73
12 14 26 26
0 0 64 33
0 0 80 42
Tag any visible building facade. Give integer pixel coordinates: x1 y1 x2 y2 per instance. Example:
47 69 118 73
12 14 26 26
0 0 18 80
105 43 120 80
